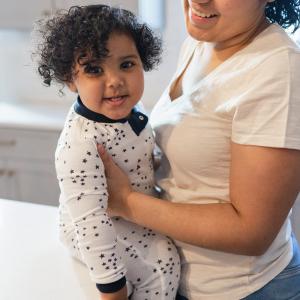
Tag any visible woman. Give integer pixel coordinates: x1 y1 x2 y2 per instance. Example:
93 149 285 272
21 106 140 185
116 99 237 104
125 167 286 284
98 0 300 299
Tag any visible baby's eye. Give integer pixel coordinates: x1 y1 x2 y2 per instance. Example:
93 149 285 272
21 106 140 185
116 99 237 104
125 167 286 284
121 61 135 69
84 65 103 75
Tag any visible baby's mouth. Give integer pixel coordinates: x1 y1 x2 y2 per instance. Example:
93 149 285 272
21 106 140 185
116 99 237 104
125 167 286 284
103 95 129 106
104 95 128 102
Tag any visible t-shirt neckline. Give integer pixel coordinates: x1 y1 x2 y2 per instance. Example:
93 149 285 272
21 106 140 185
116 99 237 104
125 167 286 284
167 23 278 104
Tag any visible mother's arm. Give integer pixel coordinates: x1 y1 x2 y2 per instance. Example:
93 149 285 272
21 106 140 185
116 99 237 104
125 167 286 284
98 142 300 256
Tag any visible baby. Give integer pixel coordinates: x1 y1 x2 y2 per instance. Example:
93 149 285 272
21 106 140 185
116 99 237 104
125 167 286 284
34 5 180 300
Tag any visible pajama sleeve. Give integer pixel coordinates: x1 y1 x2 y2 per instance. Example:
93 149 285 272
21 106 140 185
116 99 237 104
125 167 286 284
55 136 126 292
232 49 300 150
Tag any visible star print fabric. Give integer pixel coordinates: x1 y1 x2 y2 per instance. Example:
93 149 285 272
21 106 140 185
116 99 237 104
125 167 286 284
56 133 126 285
56 107 181 298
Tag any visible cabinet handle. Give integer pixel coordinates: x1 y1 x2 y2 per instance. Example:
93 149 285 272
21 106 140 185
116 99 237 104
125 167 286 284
0 170 15 176
0 140 16 147
7 170 15 177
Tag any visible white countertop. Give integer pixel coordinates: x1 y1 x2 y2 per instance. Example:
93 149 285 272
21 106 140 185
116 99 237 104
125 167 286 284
0 199 99 300
0 101 71 131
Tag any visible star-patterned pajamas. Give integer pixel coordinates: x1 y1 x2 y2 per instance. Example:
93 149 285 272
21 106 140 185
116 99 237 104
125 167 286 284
56 98 180 299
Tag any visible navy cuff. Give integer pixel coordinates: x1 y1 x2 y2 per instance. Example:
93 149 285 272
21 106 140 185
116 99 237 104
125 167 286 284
96 276 126 293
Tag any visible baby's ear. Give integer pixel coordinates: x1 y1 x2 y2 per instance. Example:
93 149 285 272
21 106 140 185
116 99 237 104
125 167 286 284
66 81 78 93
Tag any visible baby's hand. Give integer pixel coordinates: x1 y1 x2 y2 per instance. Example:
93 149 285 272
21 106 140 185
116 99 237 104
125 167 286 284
97 144 132 220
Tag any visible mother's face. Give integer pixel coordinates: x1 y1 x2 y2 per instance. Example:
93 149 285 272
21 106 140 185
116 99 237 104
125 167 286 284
183 0 268 48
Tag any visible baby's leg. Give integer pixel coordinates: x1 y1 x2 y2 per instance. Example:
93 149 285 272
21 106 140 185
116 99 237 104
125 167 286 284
113 218 181 300
59 212 181 299
59 208 83 261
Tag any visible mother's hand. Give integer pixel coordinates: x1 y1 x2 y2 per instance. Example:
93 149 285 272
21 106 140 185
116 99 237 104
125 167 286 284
97 144 133 218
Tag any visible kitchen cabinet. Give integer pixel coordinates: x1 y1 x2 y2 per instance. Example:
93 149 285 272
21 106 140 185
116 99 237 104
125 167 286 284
0 101 70 206
0 0 138 30
0 127 60 206
0 160 10 199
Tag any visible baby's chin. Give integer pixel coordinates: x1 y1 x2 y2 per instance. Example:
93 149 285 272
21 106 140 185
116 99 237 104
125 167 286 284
105 110 132 120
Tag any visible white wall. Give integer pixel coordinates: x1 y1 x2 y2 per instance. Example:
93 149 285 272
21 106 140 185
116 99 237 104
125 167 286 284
0 30 74 105
142 1 187 111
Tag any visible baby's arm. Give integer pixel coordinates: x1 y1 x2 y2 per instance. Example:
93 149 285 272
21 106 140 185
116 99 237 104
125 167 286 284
56 138 127 295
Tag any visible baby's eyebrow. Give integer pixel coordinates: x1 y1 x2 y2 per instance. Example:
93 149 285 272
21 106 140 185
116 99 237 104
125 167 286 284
77 55 102 66
119 54 139 60
81 59 101 65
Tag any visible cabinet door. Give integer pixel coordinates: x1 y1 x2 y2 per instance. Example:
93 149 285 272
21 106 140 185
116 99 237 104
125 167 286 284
5 160 60 206
0 128 59 162
0 0 53 30
0 127 61 206
0 160 11 199
55 0 138 13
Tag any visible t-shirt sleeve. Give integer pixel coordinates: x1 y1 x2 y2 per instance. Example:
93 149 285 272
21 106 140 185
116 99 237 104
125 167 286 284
55 136 126 290
232 49 300 150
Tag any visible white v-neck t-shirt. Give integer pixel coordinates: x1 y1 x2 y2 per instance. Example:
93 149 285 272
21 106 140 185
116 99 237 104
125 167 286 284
150 24 300 299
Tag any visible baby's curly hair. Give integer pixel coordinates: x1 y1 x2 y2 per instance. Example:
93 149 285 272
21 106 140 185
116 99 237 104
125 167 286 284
34 5 162 87
265 0 300 32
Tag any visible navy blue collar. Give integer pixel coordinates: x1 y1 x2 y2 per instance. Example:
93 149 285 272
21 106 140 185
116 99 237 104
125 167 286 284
74 97 148 136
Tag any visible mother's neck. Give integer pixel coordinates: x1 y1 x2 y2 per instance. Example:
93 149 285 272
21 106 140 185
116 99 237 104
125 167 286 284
213 17 270 61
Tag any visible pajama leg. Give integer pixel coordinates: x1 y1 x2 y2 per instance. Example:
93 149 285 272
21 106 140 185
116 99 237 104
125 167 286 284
59 214 181 299
113 218 181 300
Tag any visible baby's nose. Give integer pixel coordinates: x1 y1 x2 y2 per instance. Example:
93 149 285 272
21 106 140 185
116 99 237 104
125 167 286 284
106 71 124 88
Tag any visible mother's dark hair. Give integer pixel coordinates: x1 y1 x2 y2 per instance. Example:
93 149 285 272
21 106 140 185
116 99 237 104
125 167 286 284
265 0 300 32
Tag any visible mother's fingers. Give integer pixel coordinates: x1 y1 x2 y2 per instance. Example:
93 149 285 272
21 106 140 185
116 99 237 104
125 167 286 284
97 144 114 175
96 143 132 219
97 144 109 161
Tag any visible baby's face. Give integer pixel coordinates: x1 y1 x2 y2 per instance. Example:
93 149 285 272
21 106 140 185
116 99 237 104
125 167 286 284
69 33 144 120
